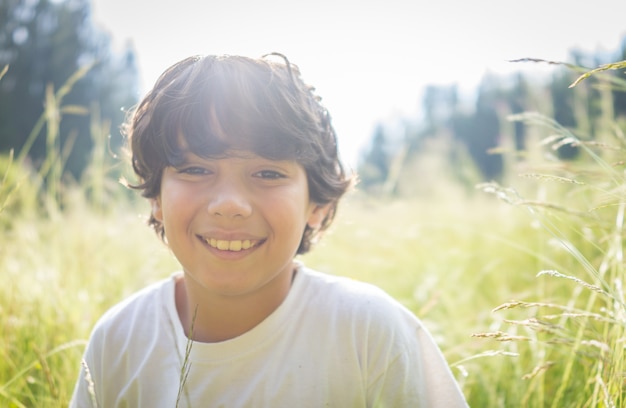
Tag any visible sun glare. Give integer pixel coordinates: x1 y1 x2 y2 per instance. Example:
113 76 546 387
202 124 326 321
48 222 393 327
92 0 626 165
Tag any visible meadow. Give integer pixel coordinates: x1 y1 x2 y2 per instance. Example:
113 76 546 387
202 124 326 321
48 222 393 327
1 65 625 407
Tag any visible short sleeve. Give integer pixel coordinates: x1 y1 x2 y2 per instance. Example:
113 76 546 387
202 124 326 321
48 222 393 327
363 300 467 407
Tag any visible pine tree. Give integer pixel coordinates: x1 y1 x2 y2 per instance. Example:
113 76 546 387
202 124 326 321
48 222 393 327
0 0 139 177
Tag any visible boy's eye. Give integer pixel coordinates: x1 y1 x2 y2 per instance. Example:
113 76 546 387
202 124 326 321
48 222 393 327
178 166 211 175
254 170 286 179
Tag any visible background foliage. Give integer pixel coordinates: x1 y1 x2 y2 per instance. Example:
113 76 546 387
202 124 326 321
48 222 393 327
0 0 138 179
358 38 626 196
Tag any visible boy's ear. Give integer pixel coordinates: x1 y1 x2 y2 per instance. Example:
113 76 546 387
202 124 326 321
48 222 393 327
151 198 163 222
307 203 332 230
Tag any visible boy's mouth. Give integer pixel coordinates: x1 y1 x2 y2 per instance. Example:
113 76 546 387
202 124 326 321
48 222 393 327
201 237 262 252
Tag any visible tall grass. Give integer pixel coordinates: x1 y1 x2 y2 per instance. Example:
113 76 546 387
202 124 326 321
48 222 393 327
469 63 626 407
473 129 626 405
1 61 625 407
0 66 178 407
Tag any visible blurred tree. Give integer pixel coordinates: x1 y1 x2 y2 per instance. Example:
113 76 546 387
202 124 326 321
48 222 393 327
549 68 580 159
422 84 458 136
472 103 502 180
357 124 390 189
450 74 504 182
572 50 605 140
507 73 529 154
450 107 502 182
0 0 139 178
612 36 626 120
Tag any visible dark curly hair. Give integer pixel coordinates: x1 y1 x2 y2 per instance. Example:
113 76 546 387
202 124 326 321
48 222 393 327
125 53 353 254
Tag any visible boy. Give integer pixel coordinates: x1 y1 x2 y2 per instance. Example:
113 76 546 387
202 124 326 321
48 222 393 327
71 53 467 407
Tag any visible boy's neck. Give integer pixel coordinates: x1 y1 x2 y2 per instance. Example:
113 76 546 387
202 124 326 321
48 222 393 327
174 266 296 343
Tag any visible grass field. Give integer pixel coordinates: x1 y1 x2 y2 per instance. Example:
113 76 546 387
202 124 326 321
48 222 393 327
1 68 625 407
2 143 625 406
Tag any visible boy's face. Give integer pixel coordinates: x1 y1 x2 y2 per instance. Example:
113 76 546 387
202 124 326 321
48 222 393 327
151 150 329 297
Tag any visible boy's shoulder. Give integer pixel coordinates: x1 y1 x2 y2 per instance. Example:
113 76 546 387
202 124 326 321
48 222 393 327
297 266 421 328
300 267 391 299
300 266 398 300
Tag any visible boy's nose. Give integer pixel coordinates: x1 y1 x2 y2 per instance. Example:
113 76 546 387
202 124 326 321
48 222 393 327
206 184 252 219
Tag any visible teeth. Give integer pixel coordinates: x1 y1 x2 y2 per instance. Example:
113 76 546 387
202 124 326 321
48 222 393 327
205 238 255 252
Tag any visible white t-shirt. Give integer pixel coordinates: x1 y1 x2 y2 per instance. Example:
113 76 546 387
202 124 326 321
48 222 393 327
71 266 467 407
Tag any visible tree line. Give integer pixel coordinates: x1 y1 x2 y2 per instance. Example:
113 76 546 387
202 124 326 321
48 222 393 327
358 37 626 195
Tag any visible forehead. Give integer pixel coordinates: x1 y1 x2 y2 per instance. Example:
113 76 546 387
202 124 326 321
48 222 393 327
168 122 301 169
170 105 304 168
172 115 301 165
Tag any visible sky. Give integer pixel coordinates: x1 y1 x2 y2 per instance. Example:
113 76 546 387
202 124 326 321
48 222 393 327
91 0 626 166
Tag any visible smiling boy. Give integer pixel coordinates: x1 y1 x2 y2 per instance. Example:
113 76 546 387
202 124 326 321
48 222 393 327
156 151 327 343
70 54 467 407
